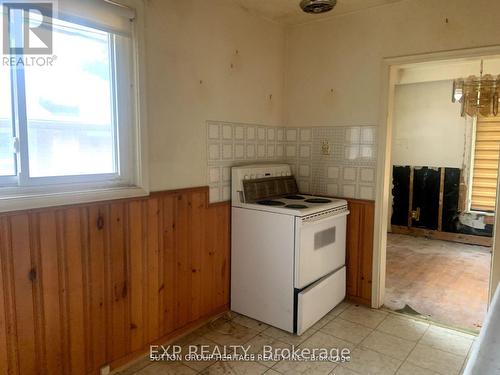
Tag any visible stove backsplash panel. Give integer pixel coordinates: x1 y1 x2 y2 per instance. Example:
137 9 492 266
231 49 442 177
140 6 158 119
206 121 377 203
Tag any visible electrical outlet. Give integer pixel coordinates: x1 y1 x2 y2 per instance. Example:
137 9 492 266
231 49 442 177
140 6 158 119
321 141 331 156
100 365 110 375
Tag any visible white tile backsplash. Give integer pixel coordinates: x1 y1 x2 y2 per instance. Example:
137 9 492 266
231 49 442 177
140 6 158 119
300 128 312 142
327 184 339 196
206 121 377 202
299 145 311 159
361 127 375 144
267 128 275 141
360 186 375 200
346 127 360 144
360 168 375 183
222 144 233 160
209 167 220 183
343 185 356 198
234 125 245 140
208 123 220 140
286 129 297 142
246 144 255 159
246 126 255 141
208 143 220 161
257 144 266 158
222 124 233 140
286 145 297 158
345 145 360 160
327 166 340 179
234 143 245 159
343 167 357 181
257 127 266 141
299 165 310 177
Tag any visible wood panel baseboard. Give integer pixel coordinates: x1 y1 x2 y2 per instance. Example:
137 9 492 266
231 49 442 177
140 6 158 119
0 187 230 375
345 199 375 306
391 225 493 247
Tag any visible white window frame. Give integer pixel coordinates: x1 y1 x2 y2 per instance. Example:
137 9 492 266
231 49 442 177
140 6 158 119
0 0 149 212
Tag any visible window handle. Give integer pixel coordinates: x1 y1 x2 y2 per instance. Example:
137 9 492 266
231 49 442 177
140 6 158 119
12 137 20 154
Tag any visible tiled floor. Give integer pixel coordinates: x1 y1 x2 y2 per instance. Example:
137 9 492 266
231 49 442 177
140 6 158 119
385 233 491 331
115 302 476 375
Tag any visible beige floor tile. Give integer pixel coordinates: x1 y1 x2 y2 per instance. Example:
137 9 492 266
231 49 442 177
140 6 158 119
202 321 259 346
244 333 292 367
117 356 151 375
419 325 474 356
174 331 204 346
321 318 373 344
232 314 270 332
264 370 282 375
196 316 233 336
330 366 361 375
342 347 402 375
360 331 416 360
377 315 429 341
272 359 337 375
300 331 355 355
406 344 465 375
328 301 352 318
339 305 388 329
307 302 352 331
134 362 197 375
308 313 334 331
201 361 269 374
396 362 440 375
181 336 227 372
261 326 314 346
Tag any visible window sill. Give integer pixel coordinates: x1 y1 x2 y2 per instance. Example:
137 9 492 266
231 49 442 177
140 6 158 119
0 185 149 213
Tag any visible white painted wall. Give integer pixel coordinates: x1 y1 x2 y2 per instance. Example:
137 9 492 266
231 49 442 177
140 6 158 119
144 0 286 191
285 0 500 127
392 80 466 168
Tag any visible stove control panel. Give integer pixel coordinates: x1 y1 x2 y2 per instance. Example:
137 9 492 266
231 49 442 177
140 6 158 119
231 164 292 204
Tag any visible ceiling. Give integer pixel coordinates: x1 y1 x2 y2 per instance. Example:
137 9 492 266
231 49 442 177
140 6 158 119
230 0 404 25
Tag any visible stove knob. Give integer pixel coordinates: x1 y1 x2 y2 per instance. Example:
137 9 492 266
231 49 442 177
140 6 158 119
250 174 255 179
281 172 286 176
244 175 249 180
286 172 291 176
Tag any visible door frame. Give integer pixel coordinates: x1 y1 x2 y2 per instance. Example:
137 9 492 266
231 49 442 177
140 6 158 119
373 45 500 308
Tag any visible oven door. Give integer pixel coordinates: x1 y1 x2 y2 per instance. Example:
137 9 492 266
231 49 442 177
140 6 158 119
294 208 348 289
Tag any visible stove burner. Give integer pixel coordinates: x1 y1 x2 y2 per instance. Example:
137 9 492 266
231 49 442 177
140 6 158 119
305 198 332 204
285 204 308 209
256 200 286 206
284 195 306 200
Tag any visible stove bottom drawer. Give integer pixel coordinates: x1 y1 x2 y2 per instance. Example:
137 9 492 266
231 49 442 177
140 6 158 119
296 266 346 335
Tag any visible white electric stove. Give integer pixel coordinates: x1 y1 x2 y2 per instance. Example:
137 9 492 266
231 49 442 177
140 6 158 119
231 164 349 335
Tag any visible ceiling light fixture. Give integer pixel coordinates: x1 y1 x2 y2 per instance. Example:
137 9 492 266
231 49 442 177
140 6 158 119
452 60 500 117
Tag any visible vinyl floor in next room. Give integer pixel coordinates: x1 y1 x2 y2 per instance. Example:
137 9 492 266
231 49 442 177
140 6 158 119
385 233 491 331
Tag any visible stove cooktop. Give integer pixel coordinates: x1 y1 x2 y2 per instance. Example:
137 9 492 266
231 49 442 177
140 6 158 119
237 194 347 217
257 200 286 206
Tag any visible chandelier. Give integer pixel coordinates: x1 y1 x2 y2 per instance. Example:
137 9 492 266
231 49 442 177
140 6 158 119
452 60 500 117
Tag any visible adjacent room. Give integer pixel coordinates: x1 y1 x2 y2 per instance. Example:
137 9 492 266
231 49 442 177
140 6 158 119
2 1 500 375
385 58 500 331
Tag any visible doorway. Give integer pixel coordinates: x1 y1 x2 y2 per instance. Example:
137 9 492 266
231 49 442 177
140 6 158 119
373 49 500 332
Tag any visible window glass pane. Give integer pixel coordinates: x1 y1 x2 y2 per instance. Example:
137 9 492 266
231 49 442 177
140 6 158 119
24 20 116 178
0 64 15 177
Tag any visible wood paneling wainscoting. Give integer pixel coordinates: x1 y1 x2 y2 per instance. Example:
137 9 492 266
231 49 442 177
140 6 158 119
0 187 230 375
345 198 375 306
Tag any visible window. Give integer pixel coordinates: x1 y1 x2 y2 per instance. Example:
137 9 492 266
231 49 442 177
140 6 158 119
0 0 146 210
470 116 500 212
